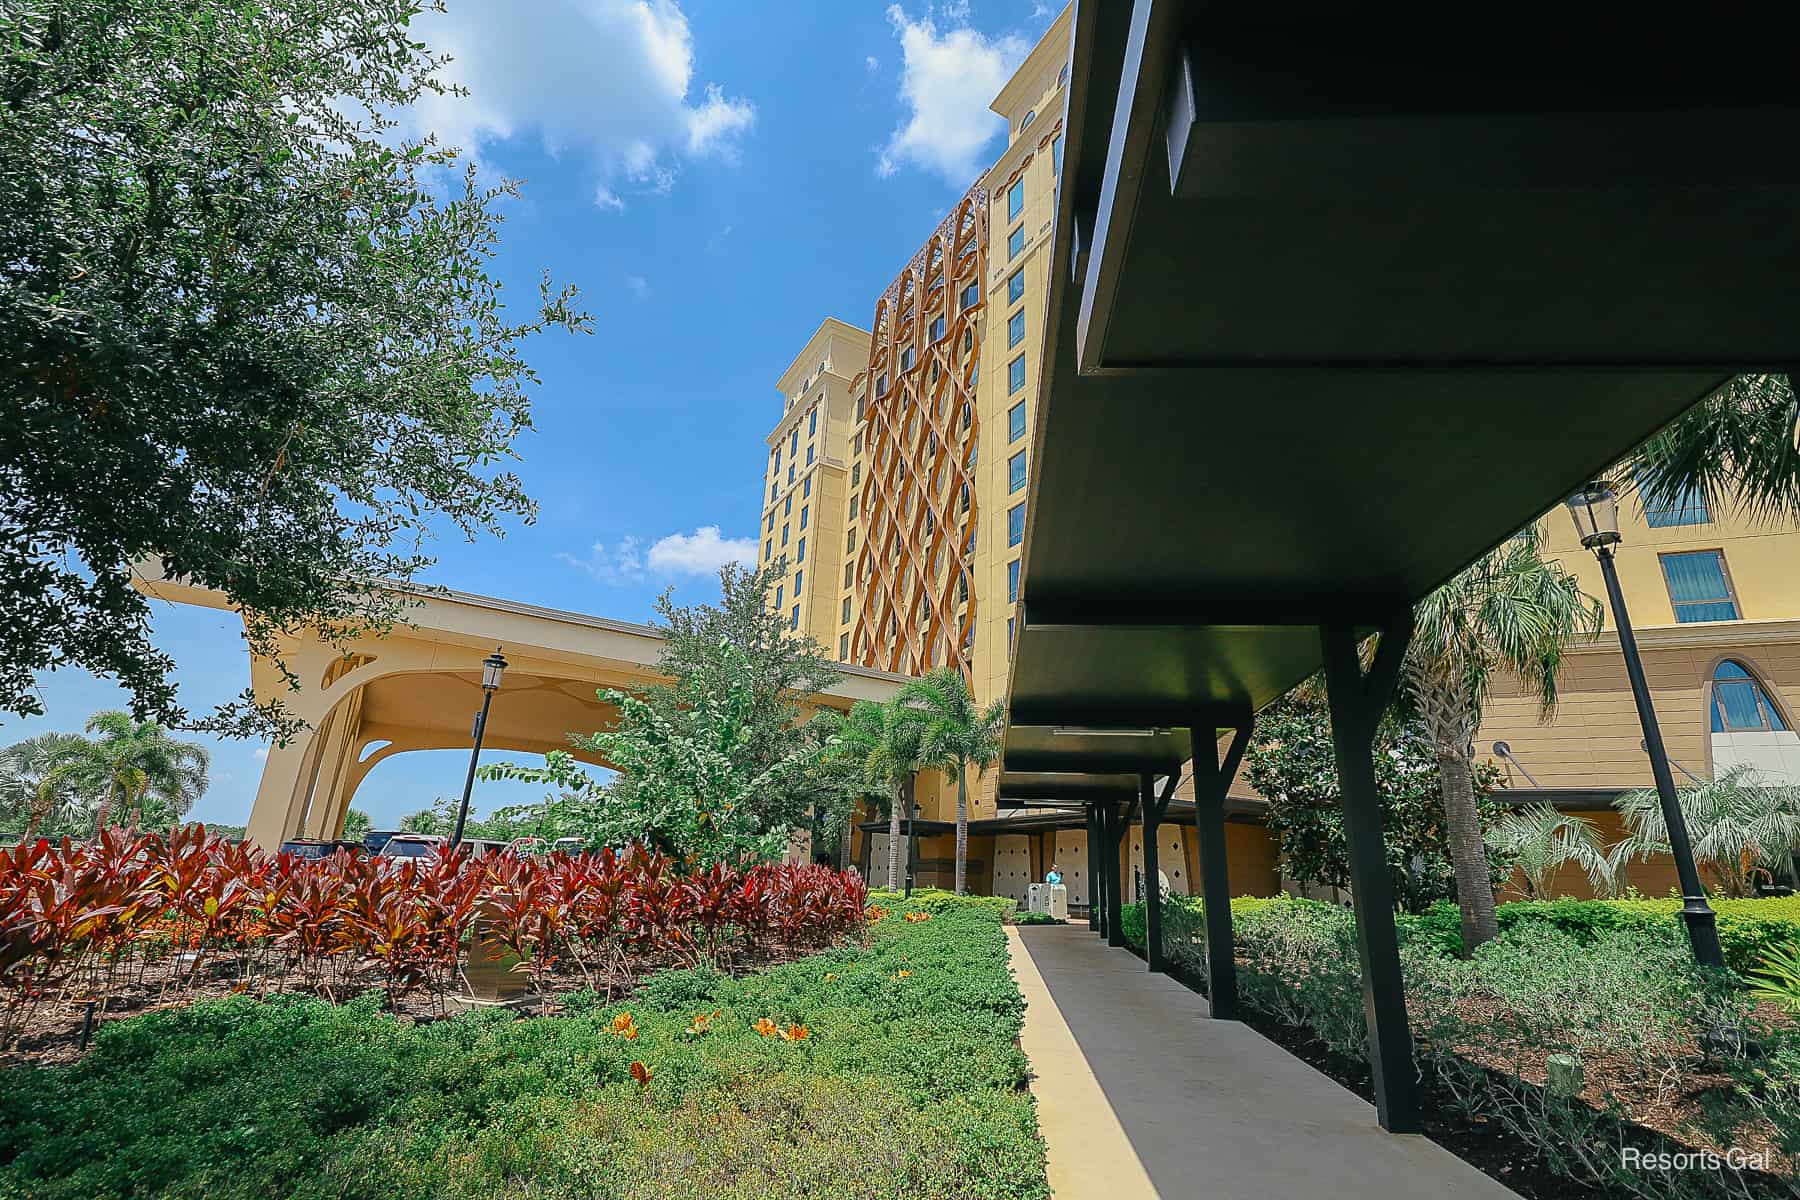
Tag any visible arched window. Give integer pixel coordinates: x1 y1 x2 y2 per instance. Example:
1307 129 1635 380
1020 109 1036 130
1711 660 1790 732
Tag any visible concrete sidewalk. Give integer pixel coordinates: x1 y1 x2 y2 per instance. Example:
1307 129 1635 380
1007 924 1520 1200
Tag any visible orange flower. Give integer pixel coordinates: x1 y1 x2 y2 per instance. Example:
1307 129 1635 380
893 969 912 979
753 1017 780 1038
823 972 838 982
779 1023 810 1042
904 910 932 923
629 1060 653 1089
685 1010 720 1037
866 905 889 921
609 1012 639 1040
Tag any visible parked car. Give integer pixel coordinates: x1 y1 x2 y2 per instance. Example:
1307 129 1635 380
362 829 403 856
461 838 509 858
377 833 447 861
552 837 587 855
278 838 365 861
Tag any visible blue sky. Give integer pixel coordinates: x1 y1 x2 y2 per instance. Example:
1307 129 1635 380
16 1 1057 831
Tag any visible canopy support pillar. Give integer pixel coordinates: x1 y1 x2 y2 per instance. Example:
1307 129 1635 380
1085 803 1102 932
1320 617 1420 1134
1191 711 1253 1019
1103 798 1126 948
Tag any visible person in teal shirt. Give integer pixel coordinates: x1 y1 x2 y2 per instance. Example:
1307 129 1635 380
1045 864 1063 886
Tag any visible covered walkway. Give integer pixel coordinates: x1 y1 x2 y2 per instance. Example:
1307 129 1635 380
1007 923 1518 1200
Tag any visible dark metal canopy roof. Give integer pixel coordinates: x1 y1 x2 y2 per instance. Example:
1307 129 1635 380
1005 2 1800 782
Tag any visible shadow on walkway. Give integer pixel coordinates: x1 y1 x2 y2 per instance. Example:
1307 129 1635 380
1009 923 1519 1200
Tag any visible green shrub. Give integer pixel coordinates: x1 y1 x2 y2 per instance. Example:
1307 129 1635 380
0 904 1047 1200
1013 910 1060 926
869 888 1018 922
1402 894 1800 974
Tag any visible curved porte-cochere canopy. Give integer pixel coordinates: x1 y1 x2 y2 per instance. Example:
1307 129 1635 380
136 569 910 847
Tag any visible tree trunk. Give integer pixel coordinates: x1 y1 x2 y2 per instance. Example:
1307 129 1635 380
1435 749 1499 952
886 789 902 890
92 790 115 837
954 762 968 894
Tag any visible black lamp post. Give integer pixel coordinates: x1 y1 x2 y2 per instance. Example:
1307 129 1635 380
1565 482 1724 969
451 646 508 849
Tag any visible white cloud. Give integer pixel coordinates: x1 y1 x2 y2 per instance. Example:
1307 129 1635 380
254 746 269 761
647 527 756 575
559 526 753 585
557 536 645 584
398 1 755 199
877 5 1027 183
865 55 880 71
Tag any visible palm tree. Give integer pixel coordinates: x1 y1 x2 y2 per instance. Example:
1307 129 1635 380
1485 804 1626 899
1616 764 1800 898
37 712 210 835
904 667 1005 894
831 697 925 890
1403 526 1603 951
0 732 88 836
1630 373 1800 526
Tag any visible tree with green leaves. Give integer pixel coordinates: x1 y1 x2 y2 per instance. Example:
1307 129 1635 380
1630 373 1800 527
1617 765 1800 898
0 732 86 837
1485 804 1625 899
341 808 372 843
0 0 589 742
905 667 1005 893
1244 691 1507 914
25 711 209 835
831 697 926 890
1403 525 1603 951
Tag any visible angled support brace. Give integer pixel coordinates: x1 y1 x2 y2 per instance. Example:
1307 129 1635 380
1321 615 1420 1134
1191 709 1253 1019
1140 770 1178 973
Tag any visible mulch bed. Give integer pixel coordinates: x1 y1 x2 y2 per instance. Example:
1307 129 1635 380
1 942 831 1070
1120 941 1797 1199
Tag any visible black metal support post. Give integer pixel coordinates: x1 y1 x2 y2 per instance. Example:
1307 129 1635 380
1104 799 1125 948
1086 804 1102 932
1320 617 1421 1134
1190 709 1253 1020
1141 771 1177 973
1595 546 1725 968
451 687 497 849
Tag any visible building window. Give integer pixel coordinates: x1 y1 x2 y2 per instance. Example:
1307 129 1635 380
1008 450 1027 494
930 315 946 341
900 346 915 371
1008 225 1025 260
849 495 859 519
800 505 808 530
1008 401 1026 442
1660 550 1740 622
853 432 862 456
806 444 814 465
1007 178 1024 221
1008 270 1024 305
1007 617 1015 653
781 523 789 546
794 569 803 594
1008 502 1025 547
784 495 792 516
766 511 775 531
775 585 783 609
770 481 777 501
1008 355 1026 394
791 605 800 631
1008 559 1021 603
803 476 812 499
790 429 798 455
787 465 795 484
852 463 860 487
808 408 817 436
876 374 888 396
764 539 771 561
839 633 849 660
960 282 978 311
1640 475 1712 528
842 597 852 623
1052 133 1063 175
1020 109 1035 131
797 536 806 563
1007 310 1025 349
844 562 853 587
1711 660 1789 733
